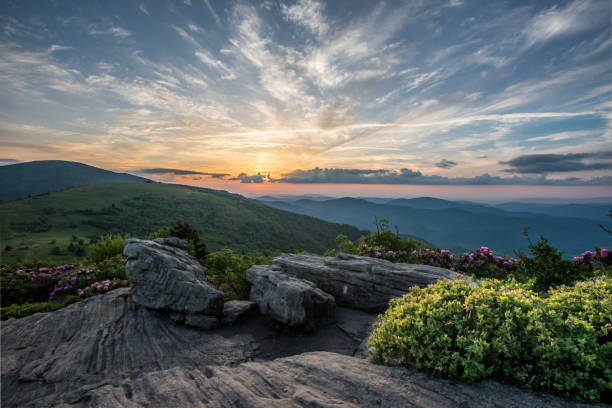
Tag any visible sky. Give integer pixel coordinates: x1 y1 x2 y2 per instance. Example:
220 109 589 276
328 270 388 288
1 0 611 198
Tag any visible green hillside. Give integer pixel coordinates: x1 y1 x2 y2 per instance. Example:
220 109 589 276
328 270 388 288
0 182 365 262
0 160 147 202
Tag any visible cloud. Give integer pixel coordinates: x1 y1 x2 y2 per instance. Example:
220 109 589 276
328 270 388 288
138 168 228 178
435 159 458 169
0 158 21 166
138 3 150 16
229 172 269 183
525 130 601 142
281 0 328 38
195 50 236 79
501 151 612 174
88 25 131 39
271 167 612 185
48 45 71 54
202 0 221 25
522 0 608 47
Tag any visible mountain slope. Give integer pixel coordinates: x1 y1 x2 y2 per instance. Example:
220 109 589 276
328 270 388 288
0 160 148 202
494 202 612 223
0 183 365 262
259 198 612 256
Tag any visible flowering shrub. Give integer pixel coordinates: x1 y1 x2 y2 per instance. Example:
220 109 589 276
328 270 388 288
335 228 610 291
368 277 612 403
1 256 128 311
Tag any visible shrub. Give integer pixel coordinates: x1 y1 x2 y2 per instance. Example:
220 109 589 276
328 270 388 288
204 249 272 300
0 257 128 312
88 234 128 262
1 296 82 320
147 222 209 260
335 224 609 292
368 277 612 403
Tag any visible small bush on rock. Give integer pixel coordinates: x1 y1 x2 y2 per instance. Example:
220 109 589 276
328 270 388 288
204 249 272 300
368 277 612 403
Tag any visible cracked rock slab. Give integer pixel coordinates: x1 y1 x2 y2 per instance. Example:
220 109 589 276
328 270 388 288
272 253 467 311
64 352 589 408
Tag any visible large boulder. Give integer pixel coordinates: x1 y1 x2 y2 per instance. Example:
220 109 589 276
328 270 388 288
247 265 336 331
123 237 224 315
272 253 466 311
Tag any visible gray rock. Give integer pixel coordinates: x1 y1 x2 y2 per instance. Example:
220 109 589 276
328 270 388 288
1 289 589 408
152 236 189 250
221 300 256 325
124 238 224 315
66 352 587 408
247 265 336 331
272 253 466 311
185 314 220 330
0 288 258 408
169 311 186 324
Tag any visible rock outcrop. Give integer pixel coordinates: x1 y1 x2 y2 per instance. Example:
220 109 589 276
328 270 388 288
272 253 464 311
221 300 256 325
247 265 336 331
1 288 588 407
0 288 258 407
123 238 224 315
73 352 590 408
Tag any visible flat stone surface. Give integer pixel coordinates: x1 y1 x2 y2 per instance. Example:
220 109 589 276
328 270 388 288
66 352 593 408
124 238 224 315
272 253 467 311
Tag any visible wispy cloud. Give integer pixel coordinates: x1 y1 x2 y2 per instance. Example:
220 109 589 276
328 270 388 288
281 0 328 38
195 50 236 79
88 25 131 39
202 0 221 25
138 3 150 16
522 0 608 48
1 0 610 184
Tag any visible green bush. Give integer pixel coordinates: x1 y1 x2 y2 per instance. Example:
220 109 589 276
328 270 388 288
1 296 82 320
368 277 612 403
88 234 128 262
204 249 272 300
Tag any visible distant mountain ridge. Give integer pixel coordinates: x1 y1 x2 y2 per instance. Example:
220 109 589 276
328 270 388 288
257 196 612 257
0 160 148 202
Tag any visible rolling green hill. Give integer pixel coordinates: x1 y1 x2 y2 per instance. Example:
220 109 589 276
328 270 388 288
0 182 365 263
0 160 147 202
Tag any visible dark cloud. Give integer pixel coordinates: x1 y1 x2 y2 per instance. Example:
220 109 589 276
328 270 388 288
271 167 612 185
138 168 229 178
0 158 21 166
229 172 270 183
501 151 612 174
435 159 458 169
